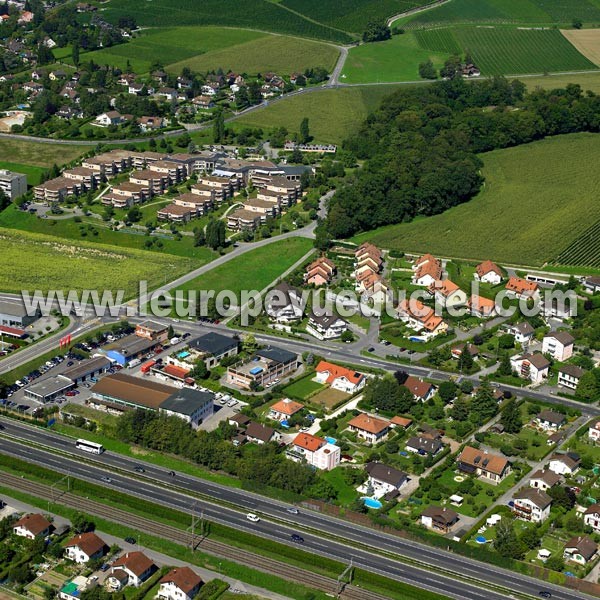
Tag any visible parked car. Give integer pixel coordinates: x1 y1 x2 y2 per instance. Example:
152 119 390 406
124 537 136 544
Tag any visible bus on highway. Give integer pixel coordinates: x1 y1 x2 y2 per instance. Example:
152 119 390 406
75 439 104 454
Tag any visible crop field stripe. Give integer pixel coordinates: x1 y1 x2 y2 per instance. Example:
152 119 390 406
414 28 461 53
554 220 600 267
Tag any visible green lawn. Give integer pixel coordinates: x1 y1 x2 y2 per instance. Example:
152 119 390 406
343 27 596 82
232 85 403 144
176 237 314 301
0 139 88 168
0 161 47 186
353 133 600 267
101 0 353 43
517 71 600 94
283 373 325 399
0 227 197 296
320 467 359 506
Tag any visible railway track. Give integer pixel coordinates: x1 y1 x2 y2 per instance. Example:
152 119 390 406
3 473 387 600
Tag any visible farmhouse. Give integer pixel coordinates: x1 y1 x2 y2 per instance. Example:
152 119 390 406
564 536 597 566
347 413 390 444
510 353 550 384
535 409 566 432
158 567 203 600
505 277 539 300
474 260 503 284
364 462 408 499
314 361 366 394
542 331 575 362
457 446 511 483
421 506 459 534
289 433 340 471
13 513 52 539
558 364 584 391
306 311 348 340
512 488 552 523
65 532 107 564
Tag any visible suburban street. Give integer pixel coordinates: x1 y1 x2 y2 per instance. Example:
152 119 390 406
0 425 592 600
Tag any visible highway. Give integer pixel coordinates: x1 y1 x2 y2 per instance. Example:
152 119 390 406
0 418 592 600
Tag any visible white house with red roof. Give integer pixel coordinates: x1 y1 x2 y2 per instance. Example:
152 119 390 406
412 254 443 287
268 398 304 422
158 567 203 600
314 361 366 394
64 532 107 564
428 279 467 309
13 513 52 539
505 277 539 300
396 298 448 339
289 432 340 470
108 552 156 589
403 376 436 402
474 261 503 285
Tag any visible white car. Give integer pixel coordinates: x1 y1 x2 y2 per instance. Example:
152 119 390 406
227 400 238 408
246 513 260 523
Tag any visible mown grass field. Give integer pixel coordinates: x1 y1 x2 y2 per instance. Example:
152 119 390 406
517 71 600 93
101 0 353 43
343 27 596 82
232 85 403 143
0 161 46 186
0 139 88 168
562 28 600 66
0 228 197 296
353 133 600 267
176 237 314 300
400 0 600 28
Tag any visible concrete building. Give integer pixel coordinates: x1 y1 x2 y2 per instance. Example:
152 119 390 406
24 375 75 403
0 299 40 328
0 169 27 200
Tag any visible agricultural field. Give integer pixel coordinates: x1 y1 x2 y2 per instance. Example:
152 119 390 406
517 71 600 93
554 220 600 268
232 85 403 143
0 228 197 296
0 139 88 168
399 0 600 28
280 0 426 33
81 27 338 76
343 27 596 82
175 237 314 301
101 0 353 43
353 133 600 267
561 28 600 65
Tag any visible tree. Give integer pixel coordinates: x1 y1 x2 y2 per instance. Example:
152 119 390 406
362 21 391 43
520 525 542 550
500 399 522 434
242 334 258 354
450 396 469 422
457 348 474 372
440 54 462 80
341 330 353 343
193 228 205 247
418 59 437 80
572 18 583 29
299 117 311 144
438 381 457 404
213 110 225 143
205 219 226 250
470 382 498 425
497 352 513 377
494 520 524 559
545 554 565 572
127 206 141 223
71 512 94 533
498 334 515 349
364 376 414 413
547 485 576 511
72 42 80 67
576 371 599 402
190 360 208 380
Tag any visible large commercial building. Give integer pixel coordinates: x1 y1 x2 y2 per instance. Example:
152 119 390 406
0 169 27 200
90 373 214 427
0 300 41 328
226 346 299 390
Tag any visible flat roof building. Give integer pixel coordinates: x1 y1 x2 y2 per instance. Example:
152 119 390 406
0 169 27 200
62 356 111 383
0 299 40 328
25 375 74 403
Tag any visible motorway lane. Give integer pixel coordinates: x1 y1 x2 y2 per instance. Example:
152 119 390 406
0 436 504 600
0 418 592 600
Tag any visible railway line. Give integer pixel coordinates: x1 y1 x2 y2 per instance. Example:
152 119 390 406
2 472 387 600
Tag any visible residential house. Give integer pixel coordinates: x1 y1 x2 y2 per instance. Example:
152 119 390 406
95 111 131 127
158 567 203 600
245 422 280 445
192 95 214 109
505 277 540 300
412 254 443 286
269 398 304 422
451 343 480 361
457 446 511 482
172 193 213 216
187 332 238 368
396 298 448 339
583 276 600 294
405 435 443 456
314 361 366 394
13 513 52 539
157 204 194 223
506 322 535 345
429 279 467 309
584 504 600 532
138 116 165 132
564 536 598 566
589 421 600 443
529 469 562 491
156 87 177 101
266 282 304 323
289 433 340 471
64 532 107 564
512 488 552 522
242 197 279 221
548 452 580 476
59 576 97 600
226 208 262 231
347 413 390 444
403 376 436 402
421 506 459 533
391 416 413 430
535 410 566 432
306 311 348 341
510 353 550 384
558 364 584 391
355 243 383 273
364 462 408 499
474 260 503 285
467 295 496 318
108 552 156 589
305 257 336 286
542 332 575 362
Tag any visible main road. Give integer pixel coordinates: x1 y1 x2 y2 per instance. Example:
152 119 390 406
0 419 592 600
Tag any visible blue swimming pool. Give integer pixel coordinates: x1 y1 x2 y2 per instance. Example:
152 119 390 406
325 436 337 445
475 536 487 544
178 351 190 359
362 497 383 509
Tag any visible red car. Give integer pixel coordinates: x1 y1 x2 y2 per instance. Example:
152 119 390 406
65 391 77 397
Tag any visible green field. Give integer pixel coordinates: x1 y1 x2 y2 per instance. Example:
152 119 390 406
0 139 88 168
280 0 425 32
343 27 596 82
283 373 325 399
101 0 353 43
0 161 47 186
400 0 600 28
176 237 314 300
81 26 338 76
233 85 403 143
0 228 197 296
353 133 600 267
517 71 600 93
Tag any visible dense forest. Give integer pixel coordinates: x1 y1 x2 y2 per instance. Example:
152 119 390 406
324 78 600 239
